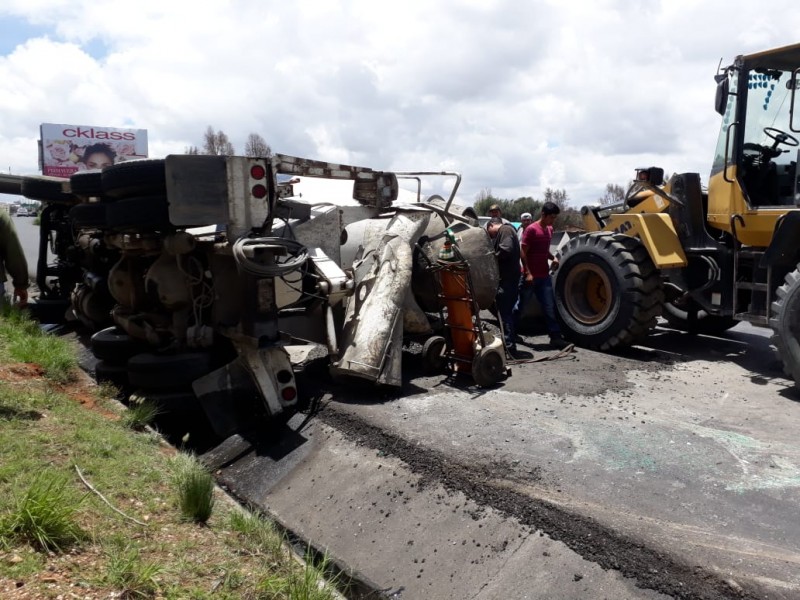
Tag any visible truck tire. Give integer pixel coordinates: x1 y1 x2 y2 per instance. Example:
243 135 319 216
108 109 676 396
90 326 147 365
70 170 105 199
95 360 128 388
101 159 166 200
770 267 800 388
554 232 663 351
662 298 737 335
69 203 108 228
106 195 171 230
21 176 76 204
127 352 213 391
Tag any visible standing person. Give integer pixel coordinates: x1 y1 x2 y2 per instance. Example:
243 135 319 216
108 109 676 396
517 202 568 349
0 209 29 308
518 212 533 241
486 217 521 354
485 203 511 228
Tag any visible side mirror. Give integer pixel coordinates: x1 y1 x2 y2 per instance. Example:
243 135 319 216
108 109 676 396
647 167 665 187
714 76 729 116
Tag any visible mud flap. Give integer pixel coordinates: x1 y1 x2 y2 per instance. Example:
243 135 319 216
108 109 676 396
192 358 267 439
192 345 297 438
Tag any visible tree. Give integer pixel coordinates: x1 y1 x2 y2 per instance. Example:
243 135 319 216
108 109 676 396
599 183 625 206
542 188 569 211
244 133 272 158
203 126 235 156
510 197 542 222
184 146 200 155
473 189 502 218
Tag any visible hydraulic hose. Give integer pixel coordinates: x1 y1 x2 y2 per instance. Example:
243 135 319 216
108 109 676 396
232 236 308 277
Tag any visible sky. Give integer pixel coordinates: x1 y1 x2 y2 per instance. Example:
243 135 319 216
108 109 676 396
1 0 800 208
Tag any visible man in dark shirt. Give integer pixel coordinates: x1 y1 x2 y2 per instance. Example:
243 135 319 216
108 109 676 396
487 217 521 354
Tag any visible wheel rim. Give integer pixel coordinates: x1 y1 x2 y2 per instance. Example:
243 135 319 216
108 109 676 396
473 348 504 386
563 263 612 325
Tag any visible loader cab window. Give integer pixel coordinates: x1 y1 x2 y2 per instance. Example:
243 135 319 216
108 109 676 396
738 68 799 206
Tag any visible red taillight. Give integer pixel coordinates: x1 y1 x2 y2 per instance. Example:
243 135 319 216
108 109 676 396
251 184 267 199
250 164 266 180
281 387 297 401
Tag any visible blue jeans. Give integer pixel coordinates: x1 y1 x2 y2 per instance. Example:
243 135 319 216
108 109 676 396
515 276 561 337
496 276 519 349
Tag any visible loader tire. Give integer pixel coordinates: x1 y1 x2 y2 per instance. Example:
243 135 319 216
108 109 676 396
769 267 800 388
662 298 737 335
554 232 663 351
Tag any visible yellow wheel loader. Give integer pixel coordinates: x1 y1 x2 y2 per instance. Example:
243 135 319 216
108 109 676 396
554 42 800 387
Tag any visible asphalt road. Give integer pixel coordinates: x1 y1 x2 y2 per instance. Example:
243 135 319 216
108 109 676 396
209 321 800 600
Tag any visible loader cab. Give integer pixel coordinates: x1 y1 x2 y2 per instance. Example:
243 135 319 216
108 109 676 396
707 43 800 247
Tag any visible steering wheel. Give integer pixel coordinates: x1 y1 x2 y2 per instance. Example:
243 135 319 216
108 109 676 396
763 126 800 148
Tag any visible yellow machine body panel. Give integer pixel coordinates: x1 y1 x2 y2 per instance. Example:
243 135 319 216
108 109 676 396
602 213 687 268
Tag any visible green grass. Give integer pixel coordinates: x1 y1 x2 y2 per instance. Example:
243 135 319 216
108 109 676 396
172 454 215 524
0 469 86 552
123 396 161 431
0 305 346 599
0 305 77 382
258 550 342 600
228 509 285 557
102 535 165 598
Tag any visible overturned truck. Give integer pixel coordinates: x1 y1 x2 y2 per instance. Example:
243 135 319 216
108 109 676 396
11 154 505 439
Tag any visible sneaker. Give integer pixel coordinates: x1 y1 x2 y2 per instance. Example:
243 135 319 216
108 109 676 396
549 336 570 350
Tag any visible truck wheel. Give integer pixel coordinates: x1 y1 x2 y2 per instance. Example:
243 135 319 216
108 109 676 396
21 176 77 204
770 268 800 387
95 360 128 388
127 352 213 392
70 170 105 199
69 203 108 228
101 159 166 200
90 326 147 365
662 298 737 335
106 195 171 230
554 232 663 351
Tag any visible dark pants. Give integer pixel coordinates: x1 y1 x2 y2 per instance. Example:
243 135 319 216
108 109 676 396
496 276 520 349
515 275 561 337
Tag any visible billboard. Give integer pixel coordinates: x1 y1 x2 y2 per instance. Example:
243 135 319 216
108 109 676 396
40 123 149 177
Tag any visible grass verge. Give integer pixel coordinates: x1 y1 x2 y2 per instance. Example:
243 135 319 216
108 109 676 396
0 308 345 599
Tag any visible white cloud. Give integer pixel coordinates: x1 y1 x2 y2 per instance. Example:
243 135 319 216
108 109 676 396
1 0 800 207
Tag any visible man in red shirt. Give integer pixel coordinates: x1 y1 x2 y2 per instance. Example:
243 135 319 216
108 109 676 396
516 202 568 348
